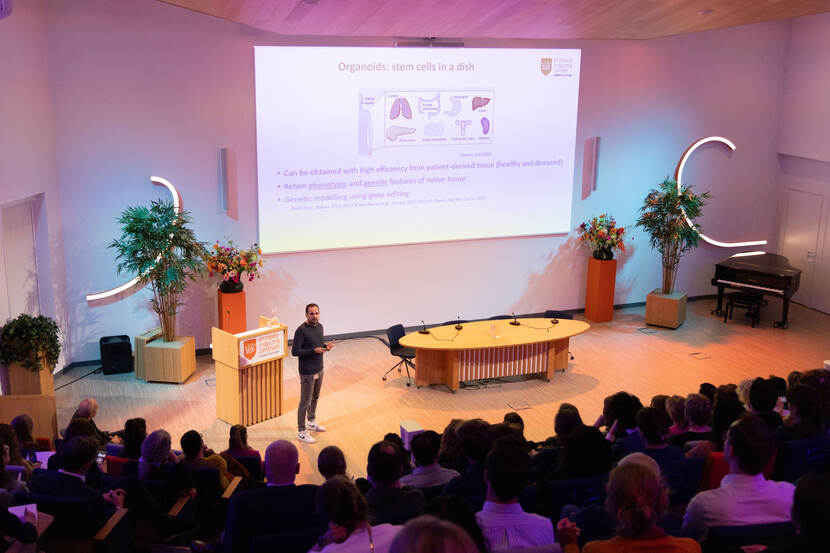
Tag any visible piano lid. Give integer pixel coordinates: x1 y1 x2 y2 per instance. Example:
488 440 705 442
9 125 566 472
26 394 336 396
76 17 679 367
715 253 801 278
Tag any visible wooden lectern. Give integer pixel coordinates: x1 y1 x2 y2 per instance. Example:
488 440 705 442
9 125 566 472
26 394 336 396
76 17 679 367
212 317 287 426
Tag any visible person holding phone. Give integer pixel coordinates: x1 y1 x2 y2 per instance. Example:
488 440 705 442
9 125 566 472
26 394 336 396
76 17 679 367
292 303 334 444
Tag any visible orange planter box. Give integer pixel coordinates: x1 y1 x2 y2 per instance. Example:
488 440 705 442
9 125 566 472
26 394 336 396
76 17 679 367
585 258 616 322
218 290 247 335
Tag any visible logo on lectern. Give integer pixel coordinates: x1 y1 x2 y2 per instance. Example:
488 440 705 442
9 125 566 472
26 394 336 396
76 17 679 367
541 58 552 75
243 339 257 360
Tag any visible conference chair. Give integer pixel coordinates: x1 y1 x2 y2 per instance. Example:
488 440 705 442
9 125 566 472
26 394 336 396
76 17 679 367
383 324 414 387
703 522 796 553
544 310 573 320
544 309 575 361
772 435 830 482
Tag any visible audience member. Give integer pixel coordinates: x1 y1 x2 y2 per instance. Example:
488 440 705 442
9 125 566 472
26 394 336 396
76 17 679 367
223 425 261 459
72 398 119 446
669 394 712 449
0 507 37 545
383 432 413 475
121 417 146 460
444 419 493 502
138 429 194 500
0 424 34 481
650 394 670 416
764 472 830 553
425 495 489 553
578 461 701 553
181 430 231 491
366 440 425 525
737 378 754 408
317 445 348 480
776 384 825 443
0 443 28 507
665 395 688 436
786 371 802 392
687 388 744 458
390 515 478 553
503 411 537 449
476 437 556 549
438 419 468 474
768 375 788 413
223 440 325 553
681 413 795 541
313 475 399 553
749 378 784 428
31 436 124 531
636 407 684 467
698 383 717 404
401 431 460 489
538 403 583 451
10 414 36 460
603 392 643 443
552 424 613 480
797 369 830 424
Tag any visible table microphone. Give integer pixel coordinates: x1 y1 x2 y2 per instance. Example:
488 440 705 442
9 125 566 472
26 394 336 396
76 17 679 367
455 317 463 331
418 320 430 334
550 318 559 325
509 312 521 326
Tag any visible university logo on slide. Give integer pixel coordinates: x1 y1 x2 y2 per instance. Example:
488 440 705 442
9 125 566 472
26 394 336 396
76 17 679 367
541 58 552 75
243 338 257 360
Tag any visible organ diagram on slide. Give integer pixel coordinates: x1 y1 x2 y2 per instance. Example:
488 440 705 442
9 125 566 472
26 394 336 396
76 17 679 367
358 89 494 155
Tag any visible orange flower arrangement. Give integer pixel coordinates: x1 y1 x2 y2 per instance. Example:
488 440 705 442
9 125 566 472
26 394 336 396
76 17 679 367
576 214 626 260
205 240 263 283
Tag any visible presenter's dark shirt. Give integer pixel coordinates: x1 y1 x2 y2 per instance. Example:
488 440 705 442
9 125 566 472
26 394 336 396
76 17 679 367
292 322 325 375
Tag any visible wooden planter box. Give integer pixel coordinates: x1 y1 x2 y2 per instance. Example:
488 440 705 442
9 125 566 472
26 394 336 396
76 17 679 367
6 361 54 395
585 258 617 322
645 289 688 329
140 336 195 384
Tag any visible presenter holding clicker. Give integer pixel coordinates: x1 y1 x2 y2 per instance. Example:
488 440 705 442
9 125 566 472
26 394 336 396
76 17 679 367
293 303 333 444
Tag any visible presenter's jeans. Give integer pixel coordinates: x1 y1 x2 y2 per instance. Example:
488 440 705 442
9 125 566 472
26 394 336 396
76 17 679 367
298 370 324 431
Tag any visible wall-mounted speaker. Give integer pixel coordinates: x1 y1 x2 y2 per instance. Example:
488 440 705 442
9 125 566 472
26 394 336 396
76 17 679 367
99 335 133 375
582 136 600 200
219 148 229 213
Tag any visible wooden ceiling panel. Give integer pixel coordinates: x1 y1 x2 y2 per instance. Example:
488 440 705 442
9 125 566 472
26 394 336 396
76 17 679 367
156 0 830 40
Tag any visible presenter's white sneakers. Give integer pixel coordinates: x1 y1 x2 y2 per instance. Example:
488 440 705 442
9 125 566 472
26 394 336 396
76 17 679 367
307 421 327 432
297 431 316 444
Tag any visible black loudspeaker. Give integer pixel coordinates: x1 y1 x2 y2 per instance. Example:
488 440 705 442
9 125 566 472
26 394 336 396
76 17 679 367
100 335 134 375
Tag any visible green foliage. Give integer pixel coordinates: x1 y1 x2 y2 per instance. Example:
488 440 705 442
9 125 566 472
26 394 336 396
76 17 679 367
0 314 61 372
109 200 206 341
636 178 710 293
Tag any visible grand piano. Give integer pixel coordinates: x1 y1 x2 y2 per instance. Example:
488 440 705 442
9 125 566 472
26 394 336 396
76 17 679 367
712 253 801 328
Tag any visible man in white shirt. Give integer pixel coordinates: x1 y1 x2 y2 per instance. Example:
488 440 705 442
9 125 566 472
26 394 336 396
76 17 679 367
682 413 795 541
476 436 556 549
400 430 459 489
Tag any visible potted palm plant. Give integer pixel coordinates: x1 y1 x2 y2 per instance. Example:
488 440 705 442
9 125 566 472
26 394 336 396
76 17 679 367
636 178 709 328
110 199 206 382
0 314 61 395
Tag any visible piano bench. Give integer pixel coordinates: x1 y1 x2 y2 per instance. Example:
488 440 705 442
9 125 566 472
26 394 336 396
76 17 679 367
725 292 763 328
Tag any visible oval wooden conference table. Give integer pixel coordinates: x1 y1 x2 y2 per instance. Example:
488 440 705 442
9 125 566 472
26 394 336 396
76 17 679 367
399 318 590 391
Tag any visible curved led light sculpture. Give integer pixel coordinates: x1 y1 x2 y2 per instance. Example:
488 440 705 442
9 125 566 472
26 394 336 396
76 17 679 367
674 136 767 248
85 176 183 301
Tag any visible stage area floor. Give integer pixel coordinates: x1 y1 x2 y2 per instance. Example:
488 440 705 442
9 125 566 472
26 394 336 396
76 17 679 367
54 299 830 484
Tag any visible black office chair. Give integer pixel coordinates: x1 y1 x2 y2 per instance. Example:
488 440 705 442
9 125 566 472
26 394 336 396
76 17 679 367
384 324 414 387
544 309 575 361
544 309 573 320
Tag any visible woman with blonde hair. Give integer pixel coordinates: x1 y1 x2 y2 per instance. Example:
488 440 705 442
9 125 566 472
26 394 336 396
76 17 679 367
579 462 700 552
390 515 479 553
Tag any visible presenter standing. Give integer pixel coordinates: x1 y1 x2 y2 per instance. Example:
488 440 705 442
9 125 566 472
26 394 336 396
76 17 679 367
292 303 333 444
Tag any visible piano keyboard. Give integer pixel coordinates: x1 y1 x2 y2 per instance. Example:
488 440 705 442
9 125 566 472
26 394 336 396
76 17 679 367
716 279 784 294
